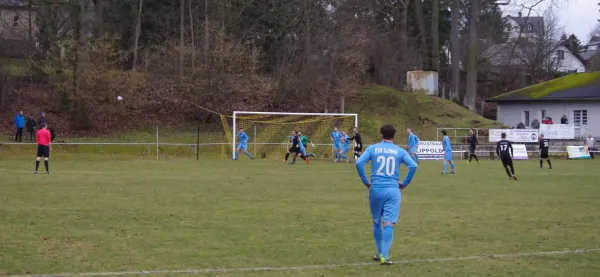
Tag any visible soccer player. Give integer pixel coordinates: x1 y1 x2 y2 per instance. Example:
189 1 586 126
539 134 552 169
284 131 308 164
330 127 342 161
348 127 363 159
298 131 316 158
466 128 479 164
441 130 455 174
496 132 517 180
406 128 420 163
34 123 52 174
234 128 254 160
356 124 418 265
336 131 351 162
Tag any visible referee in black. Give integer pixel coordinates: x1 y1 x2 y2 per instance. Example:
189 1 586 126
348 127 363 159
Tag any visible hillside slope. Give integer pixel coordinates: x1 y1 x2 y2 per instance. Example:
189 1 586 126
349 86 504 142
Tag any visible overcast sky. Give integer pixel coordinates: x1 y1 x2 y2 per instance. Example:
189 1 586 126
502 0 597 43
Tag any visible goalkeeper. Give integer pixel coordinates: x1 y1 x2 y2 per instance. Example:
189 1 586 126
298 132 316 158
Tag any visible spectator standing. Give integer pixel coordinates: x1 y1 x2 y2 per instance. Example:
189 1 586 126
531 118 540 129
38 112 48 128
26 115 36 142
516 122 525 129
561 115 568 124
14 111 25 142
585 134 595 159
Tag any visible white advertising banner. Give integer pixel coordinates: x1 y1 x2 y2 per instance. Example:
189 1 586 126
417 141 444 160
489 129 538 143
512 144 529 160
567 146 591 159
539 124 575 140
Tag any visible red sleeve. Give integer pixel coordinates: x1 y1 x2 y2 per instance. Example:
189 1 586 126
45 131 51 144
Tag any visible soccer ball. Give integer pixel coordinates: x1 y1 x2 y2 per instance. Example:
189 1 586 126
117 96 123 101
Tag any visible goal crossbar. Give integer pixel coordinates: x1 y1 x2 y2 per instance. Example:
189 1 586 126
231 111 359 159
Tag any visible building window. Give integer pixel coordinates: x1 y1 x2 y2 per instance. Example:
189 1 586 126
13 15 19 27
540 109 547 120
573 110 588 126
524 111 530 127
557 50 565 60
527 24 532 31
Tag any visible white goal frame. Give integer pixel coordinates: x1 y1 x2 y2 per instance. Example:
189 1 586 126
232 111 359 159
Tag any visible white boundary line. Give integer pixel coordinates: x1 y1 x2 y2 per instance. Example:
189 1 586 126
5 248 600 277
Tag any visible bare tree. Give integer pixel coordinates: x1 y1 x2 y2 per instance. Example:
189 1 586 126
189 0 195 70
180 0 185 83
132 0 143 71
413 0 429 68
450 0 460 101
431 0 440 73
464 0 481 111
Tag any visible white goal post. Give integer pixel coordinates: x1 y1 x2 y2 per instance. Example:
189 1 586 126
232 111 359 159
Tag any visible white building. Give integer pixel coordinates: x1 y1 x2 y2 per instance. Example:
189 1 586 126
481 14 585 73
487 73 599 138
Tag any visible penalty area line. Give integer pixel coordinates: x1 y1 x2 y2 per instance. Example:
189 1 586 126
6 248 600 277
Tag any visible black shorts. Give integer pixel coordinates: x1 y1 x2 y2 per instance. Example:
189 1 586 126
469 145 476 154
37 145 50 158
288 146 299 153
500 156 513 167
540 149 549 159
354 144 363 152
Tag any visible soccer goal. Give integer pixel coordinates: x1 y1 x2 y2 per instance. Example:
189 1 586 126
228 111 358 160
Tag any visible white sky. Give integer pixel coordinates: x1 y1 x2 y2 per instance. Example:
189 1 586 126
502 0 598 43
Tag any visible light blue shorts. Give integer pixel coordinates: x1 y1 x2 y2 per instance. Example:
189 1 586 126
444 151 453 161
237 143 248 151
333 144 341 151
341 146 350 153
369 188 401 224
409 147 418 154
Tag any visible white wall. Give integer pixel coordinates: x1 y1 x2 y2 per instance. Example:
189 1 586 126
555 45 586 73
496 101 600 137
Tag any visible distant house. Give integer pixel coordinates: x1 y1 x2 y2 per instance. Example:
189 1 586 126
0 0 94 58
580 36 600 69
505 14 544 41
481 14 585 74
487 72 600 137
0 0 36 57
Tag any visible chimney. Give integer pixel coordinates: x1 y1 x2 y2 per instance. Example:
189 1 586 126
518 12 522 17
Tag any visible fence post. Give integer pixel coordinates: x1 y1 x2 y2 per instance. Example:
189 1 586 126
254 124 257 158
156 125 159 160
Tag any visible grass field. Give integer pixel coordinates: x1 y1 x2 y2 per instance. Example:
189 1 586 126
1 155 599 277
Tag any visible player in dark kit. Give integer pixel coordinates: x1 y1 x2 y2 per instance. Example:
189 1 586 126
466 128 479 163
283 131 308 164
496 133 517 180
538 134 552 169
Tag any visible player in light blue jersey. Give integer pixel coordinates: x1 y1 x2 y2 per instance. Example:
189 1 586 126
356 124 418 265
336 131 351 162
441 130 455 174
406 128 420 163
330 127 342 161
234 128 254 160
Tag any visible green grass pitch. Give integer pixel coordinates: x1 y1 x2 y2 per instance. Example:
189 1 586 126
1 155 600 276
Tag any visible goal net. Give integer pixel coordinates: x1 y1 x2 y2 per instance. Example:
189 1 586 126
220 112 358 160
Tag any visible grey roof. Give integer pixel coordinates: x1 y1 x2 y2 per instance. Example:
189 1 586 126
0 0 26 6
506 16 544 35
587 36 600 46
579 51 599 61
487 73 600 102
